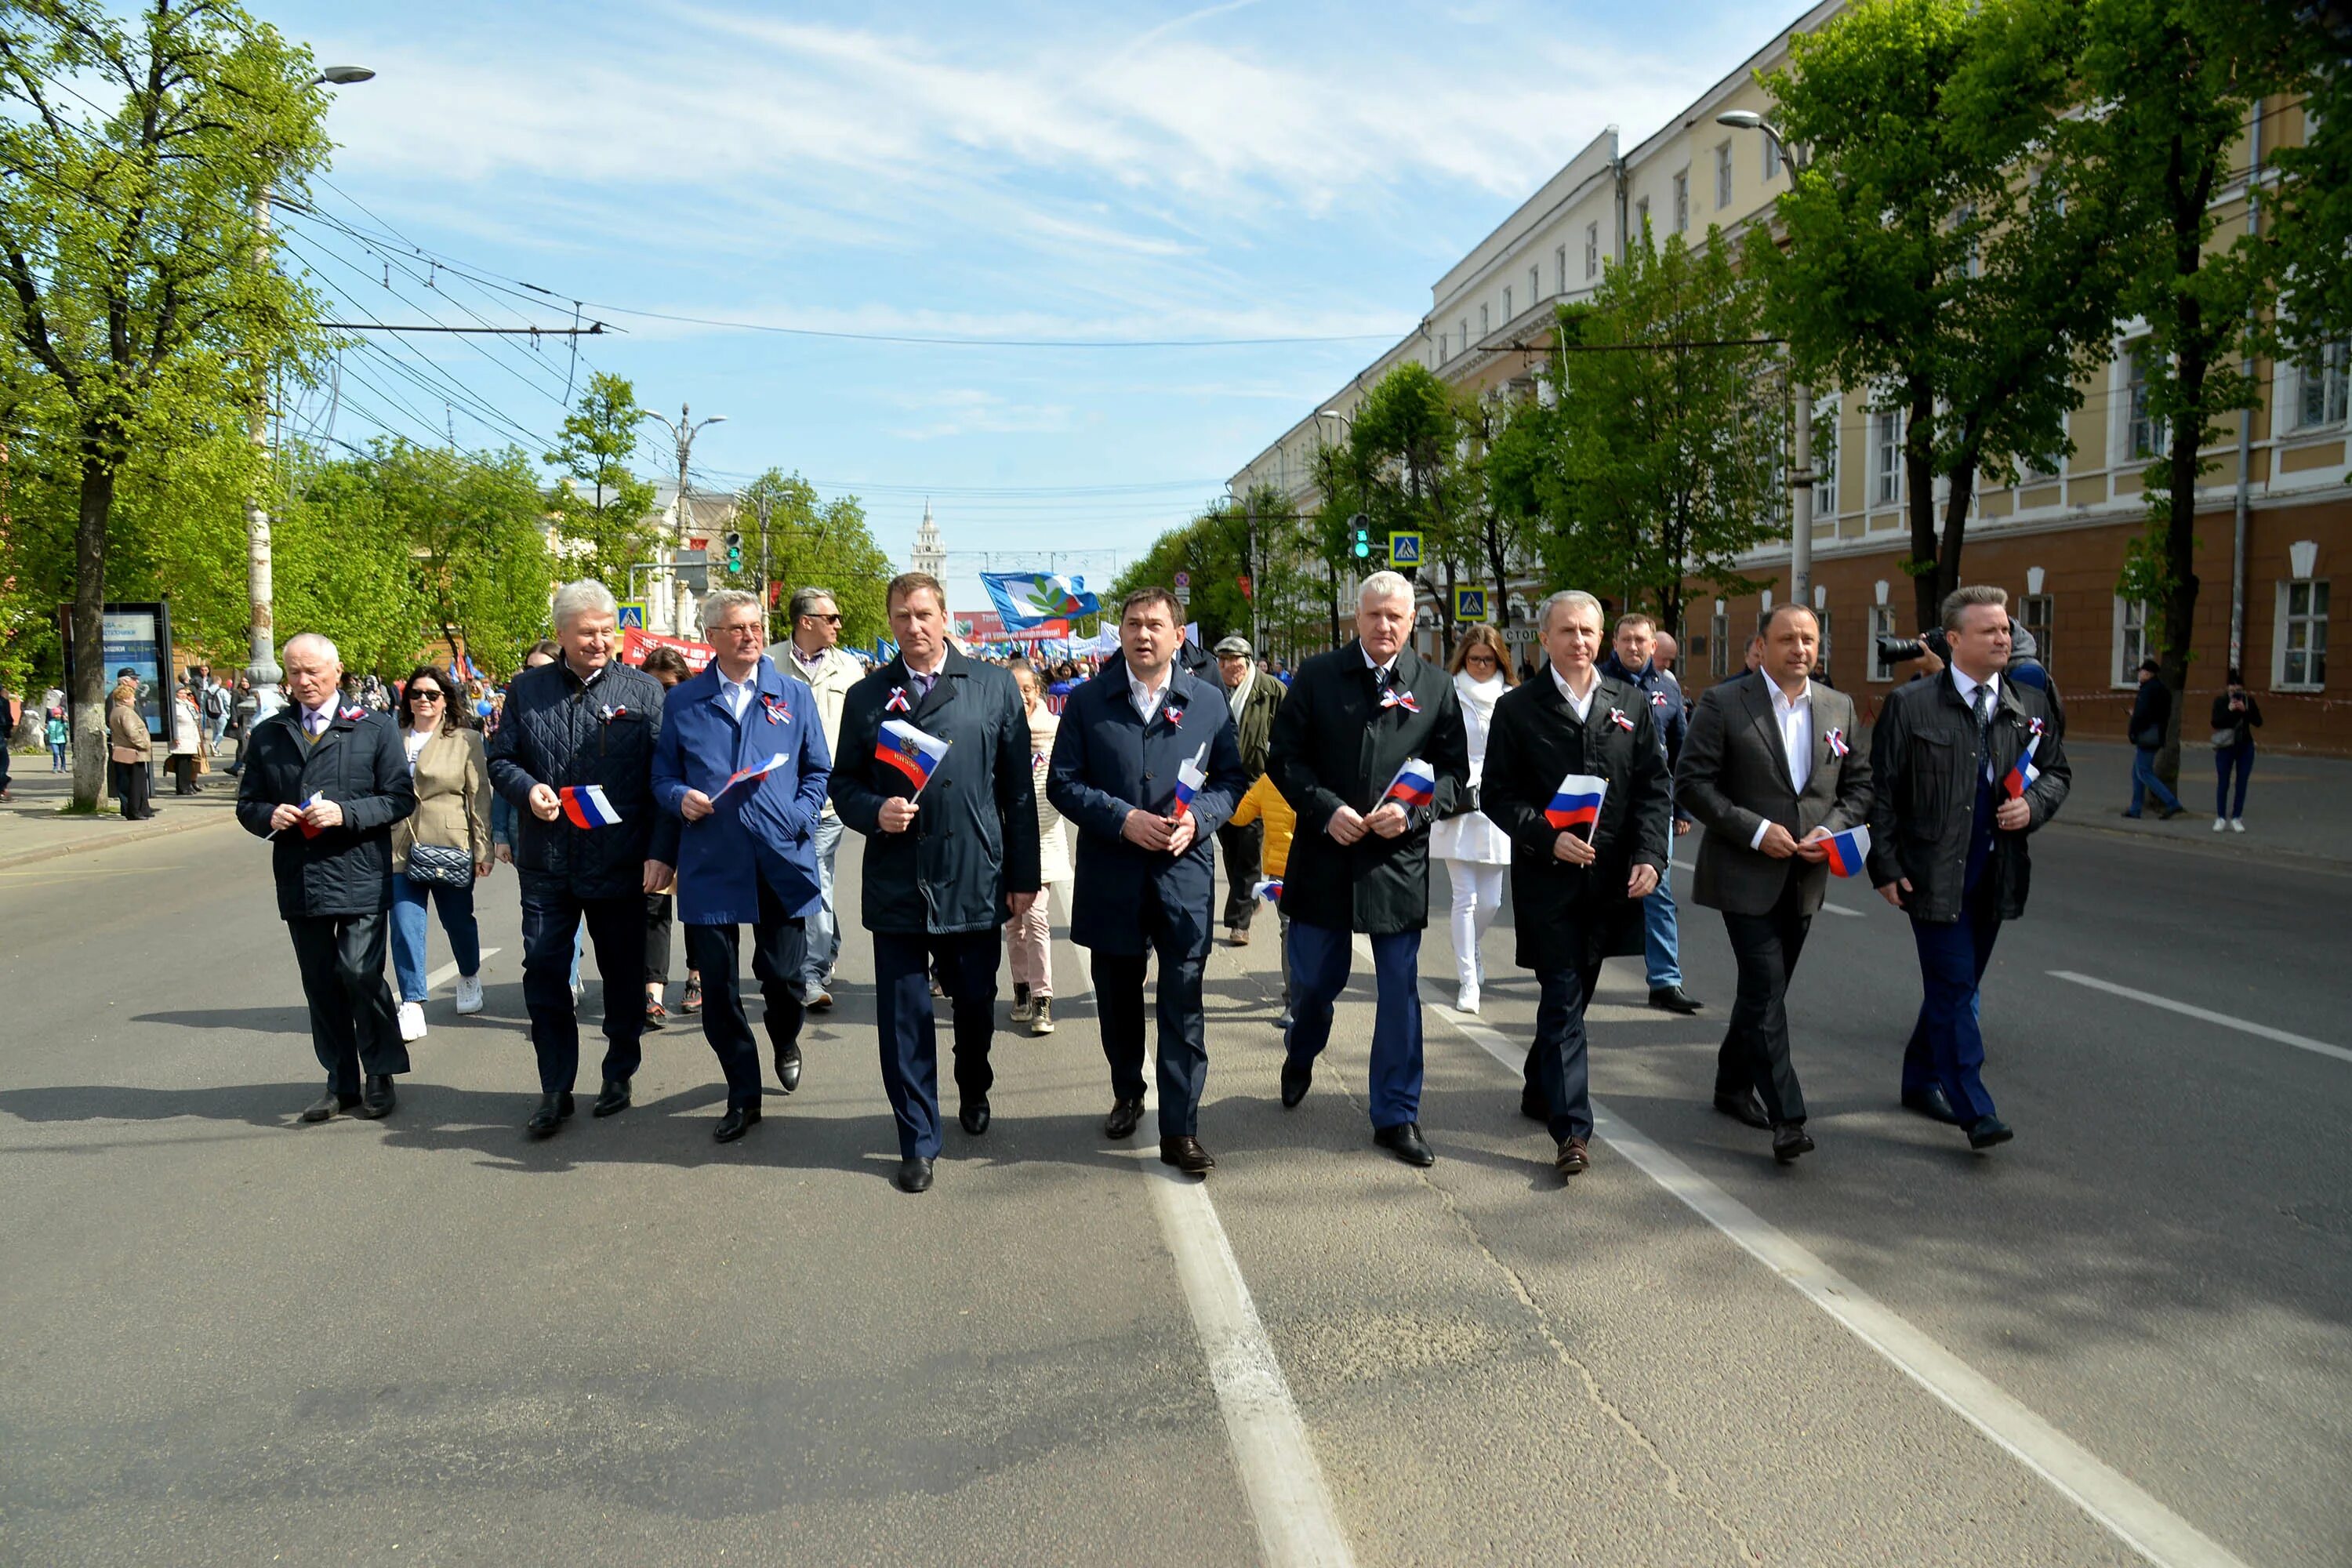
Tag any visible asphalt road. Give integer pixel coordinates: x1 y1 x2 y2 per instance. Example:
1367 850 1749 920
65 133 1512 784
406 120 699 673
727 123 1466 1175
0 810 2343 1566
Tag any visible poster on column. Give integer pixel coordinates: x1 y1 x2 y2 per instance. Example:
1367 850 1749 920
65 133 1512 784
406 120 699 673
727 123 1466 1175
59 601 174 739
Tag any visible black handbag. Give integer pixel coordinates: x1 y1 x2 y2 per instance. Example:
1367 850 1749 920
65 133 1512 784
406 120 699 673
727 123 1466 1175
406 841 475 888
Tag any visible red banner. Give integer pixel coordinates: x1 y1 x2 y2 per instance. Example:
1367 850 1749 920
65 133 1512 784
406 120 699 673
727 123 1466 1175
622 628 716 673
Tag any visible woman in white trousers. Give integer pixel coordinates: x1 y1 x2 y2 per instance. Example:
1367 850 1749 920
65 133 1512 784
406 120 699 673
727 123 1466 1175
1430 625 1515 1013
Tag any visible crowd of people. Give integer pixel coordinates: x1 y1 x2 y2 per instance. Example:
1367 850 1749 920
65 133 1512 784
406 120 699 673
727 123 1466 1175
222 561 2087 1196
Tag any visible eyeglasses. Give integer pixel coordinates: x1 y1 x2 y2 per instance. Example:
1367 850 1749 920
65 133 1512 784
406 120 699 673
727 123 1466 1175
410 691 445 702
804 612 842 624
713 623 765 639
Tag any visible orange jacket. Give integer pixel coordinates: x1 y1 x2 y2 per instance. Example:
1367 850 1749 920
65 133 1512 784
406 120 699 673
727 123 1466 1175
1226 773 1295 880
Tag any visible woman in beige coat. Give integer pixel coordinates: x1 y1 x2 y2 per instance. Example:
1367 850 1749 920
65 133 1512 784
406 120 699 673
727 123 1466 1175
389 665 492 1040
107 674 154 819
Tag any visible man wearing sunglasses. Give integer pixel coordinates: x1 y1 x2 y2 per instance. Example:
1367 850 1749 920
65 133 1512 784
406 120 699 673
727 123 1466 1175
767 587 862 1013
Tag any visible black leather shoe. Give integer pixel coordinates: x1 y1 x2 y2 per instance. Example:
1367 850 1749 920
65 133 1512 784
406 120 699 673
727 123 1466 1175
1649 985 1704 1014
1160 1135 1216 1174
591 1080 631 1117
526 1091 573 1138
1105 1097 1145 1139
1521 1083 1549 1122
1772 1123 1816 1163
1714 1088 1772 1130
897 1156 935 1193
1374 1122 1436 1167
1555 1137 1590 1176
1901 1085 1962 1125
959 1099 990 1136
353 1074 397 1120
300 1089 358 1123
714 1103 760 1143
1966 1115 2014 1149
775 1044 803 1094
1279 1056 1312 1109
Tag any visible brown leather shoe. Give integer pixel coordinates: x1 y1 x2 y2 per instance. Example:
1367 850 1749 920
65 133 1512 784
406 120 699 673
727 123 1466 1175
1555 1137 1590 1177
1159 1135 1216 1175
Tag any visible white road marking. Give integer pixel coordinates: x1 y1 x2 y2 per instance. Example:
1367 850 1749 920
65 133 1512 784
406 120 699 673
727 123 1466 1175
1820 900 1865 918
423 948 502 993
1419 992 2252 1568
2048 970 2352 1066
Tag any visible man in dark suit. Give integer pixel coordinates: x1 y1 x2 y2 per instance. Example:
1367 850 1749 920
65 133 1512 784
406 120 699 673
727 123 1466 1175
1479 590 1671 1181
234 632 417 1122
650 590 831 1145
1049 589 1250 1174
1211 633 1283 947
1676 604 1874 1163
1266 571 1472 1167
1600 612 1700 1015
1867 585 2071 1150
830 572 1042 1193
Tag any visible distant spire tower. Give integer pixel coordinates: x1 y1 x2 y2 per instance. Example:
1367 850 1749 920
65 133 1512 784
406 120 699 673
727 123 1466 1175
911 499 945 580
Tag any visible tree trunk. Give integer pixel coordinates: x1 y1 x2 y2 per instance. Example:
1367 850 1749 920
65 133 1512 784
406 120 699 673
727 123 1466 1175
1936 438 1980 609
69 449 116 811
1904 379 1940 633
1327 559 1339 650
2157 328 2208 792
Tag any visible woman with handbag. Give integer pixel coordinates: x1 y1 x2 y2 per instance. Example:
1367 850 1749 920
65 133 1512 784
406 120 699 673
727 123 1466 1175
168 684 204 794
390 665 492 1041
1431 625 1516 1014
107 673 154 819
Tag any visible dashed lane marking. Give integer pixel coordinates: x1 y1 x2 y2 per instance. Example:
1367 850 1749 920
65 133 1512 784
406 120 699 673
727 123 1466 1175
2048 970 2352 1066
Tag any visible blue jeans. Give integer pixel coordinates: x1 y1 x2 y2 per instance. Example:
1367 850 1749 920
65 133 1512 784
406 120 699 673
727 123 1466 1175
389 872 481 1002
2127 747 2181 815
49 742 67 771
1642 862 1682 990
800 812 845 998
1901 884 2004 1125
1285 920 1425 1130
2214 742 2253 818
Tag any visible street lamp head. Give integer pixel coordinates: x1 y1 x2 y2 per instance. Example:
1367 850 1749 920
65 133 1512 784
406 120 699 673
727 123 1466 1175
704 415 728 426
1715 110 1764 131
316 65 376 85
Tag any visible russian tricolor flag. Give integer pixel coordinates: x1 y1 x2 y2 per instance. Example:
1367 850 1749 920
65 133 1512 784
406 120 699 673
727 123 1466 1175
1821 824 1871 878
2003 735 2042 800
1382 757 1437 809
877 719 949 794
713 751 788 801
1171 745 1210 818
1546 773 1607 835
559 784 624 828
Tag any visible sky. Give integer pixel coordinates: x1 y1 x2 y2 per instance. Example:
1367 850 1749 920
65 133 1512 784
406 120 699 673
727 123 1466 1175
263 0 1783 616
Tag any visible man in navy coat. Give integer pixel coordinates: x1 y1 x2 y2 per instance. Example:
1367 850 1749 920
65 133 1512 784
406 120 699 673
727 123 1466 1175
1048 588 1249 1175
649 590 832 1143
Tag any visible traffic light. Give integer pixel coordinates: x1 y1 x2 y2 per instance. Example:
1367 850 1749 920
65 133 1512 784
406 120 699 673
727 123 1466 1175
724 531 743 572
1349 512 1371 560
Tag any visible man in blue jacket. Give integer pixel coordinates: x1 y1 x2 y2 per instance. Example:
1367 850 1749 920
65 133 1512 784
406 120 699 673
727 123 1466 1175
1048 588 1249 1175
651 590 831 1143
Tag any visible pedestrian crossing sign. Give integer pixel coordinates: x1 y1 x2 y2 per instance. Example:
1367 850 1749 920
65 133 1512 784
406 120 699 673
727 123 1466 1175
1388 531 1423 566
617 601 647 630
1455 587 1487 622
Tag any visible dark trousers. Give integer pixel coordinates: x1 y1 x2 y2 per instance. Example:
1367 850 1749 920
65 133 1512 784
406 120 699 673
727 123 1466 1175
1088 886 1209 1138
1902 880 2004 1124
1715 878 1814 1126
873 928 1002 1160
682 874 807 1111
1216 820 1264 931
520 885 647 1094
286 910 408 1095
2215 742 2253 818
169 754 198 793
110 758 151 818
646 893 673 982
1521 960 1604 1143
1287 920 1424 1129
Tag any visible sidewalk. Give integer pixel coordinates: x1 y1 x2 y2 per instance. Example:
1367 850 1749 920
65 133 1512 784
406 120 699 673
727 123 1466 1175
2045 739 2352 869
0 757 245 870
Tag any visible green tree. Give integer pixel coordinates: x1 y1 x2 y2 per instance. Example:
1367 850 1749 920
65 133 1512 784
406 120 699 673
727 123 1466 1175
0 0 332 806
1754 0 2123 635
270 445 426 676
544 370 658 597
725 468 896 651
371 440 554 677
2249 1 2352 358
1350 362 1477 645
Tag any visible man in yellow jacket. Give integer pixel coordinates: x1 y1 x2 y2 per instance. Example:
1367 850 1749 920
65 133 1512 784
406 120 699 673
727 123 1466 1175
1228 773 1296 1029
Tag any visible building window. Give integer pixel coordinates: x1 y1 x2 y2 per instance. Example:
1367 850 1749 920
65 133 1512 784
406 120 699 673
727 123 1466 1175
1439 332 1448 364
1715 142 1733 209
1875 410 1905 506
1502 287 1513 321
1867 606 1898 682
2021 593 2053 676
1635 196 1650 237
2294 340 2350 430
1479 304 1490 337
1461 318 1470 352
2275 579 2329 689
1816 608 1833 678
1763 134 1780 181
1529 265 1540 307
2126 342 2166 459
1584 222 1599 278
1555 245 1566 294
1671 170 1689 234
1709 605 1730 678
2024 410 2068 484
2112 597 2151 688
1813 398 1838 498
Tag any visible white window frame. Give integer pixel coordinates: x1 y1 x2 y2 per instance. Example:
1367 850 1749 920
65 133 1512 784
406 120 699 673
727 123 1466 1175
1584 222 1599 279
2022 408 2069 485
1529 264 1540 307
1817 608 1834 678
1555 245 1566 295
2111 596 2151 688
1867 605 1898 682
1635 195 1650 237
2274 578 2329 691
1709 607 1730 678
1460 317 1470 352
1763 134 1781 181
1439 332 1448 364
2021 593 2054 677
1502 286 1512 321
1671 169 1689 234
1813 397 1838 499
1875 409 1905 507
1479 303 1490 338
2124 340 2166 460
1715 142 1733 209
2288 340 2350 432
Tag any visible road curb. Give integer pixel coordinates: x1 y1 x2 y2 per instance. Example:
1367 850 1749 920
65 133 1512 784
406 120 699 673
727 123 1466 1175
0 808 238 871
2046 817 2352 877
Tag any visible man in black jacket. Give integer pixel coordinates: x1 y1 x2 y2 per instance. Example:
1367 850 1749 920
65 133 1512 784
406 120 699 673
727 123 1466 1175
235 633 417 1121
1479 591 1671 1181
1599 612 1700 1015
488 580 671 1137
1866 586 2071 1149
830 572 1042 1194
2124 657 2185 819
1265 571 1472 1167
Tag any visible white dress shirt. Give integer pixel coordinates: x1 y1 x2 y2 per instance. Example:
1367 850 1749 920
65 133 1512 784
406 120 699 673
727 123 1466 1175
1951 665 2002 782
717 670 757 722
1129 666 1173 724
1548 661 1599 722
1751 677 1813 848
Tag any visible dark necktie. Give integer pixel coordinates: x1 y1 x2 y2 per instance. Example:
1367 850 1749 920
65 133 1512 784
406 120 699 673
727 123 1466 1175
1972 684 1994 782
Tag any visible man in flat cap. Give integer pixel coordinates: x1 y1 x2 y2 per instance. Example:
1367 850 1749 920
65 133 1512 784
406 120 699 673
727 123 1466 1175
1213 633 1283 947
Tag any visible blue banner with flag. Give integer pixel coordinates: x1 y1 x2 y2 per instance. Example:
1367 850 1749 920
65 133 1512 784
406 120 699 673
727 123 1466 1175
981 572 1100 630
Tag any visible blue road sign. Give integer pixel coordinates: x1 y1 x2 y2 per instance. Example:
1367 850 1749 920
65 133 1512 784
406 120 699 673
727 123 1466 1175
1388 531 1423 566
1454 587 1487 622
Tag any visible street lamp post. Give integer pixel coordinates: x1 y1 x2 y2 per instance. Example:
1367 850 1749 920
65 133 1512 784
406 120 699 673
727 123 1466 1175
245 65 375 718
638 404 726 635
1718 111 1815 610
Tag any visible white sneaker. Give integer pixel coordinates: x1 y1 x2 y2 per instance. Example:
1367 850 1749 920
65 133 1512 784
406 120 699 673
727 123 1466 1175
2213 816 2228 832
1457 982 1480 1015
454 975 485 1014
2230 817 2246 833
396 1000 428 1042
1030 997 1055 1035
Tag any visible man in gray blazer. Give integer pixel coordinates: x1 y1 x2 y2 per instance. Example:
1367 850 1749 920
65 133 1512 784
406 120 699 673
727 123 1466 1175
1675 604 1873 1163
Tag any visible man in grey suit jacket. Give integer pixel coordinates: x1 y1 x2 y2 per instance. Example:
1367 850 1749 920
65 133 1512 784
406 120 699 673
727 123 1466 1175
1675 604 1873 1163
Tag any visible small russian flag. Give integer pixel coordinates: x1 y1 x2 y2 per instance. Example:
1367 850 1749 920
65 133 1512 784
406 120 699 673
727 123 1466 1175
713 751 788 801
2003 735 2042 800
877 718 949 794
1821 824 1871 878
1546 772 1607 834
1170 744 1210 818
296 793 325 840
1382 757 1437 810
1254 877 1284 901
559 784 624 828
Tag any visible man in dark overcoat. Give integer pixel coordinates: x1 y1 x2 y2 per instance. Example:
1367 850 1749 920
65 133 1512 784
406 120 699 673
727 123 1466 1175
1265 571 1472 1167
235 632 417 1122
1049 589 1249 1175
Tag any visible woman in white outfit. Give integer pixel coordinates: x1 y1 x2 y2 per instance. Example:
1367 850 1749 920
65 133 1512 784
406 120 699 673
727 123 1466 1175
1430 624 1515 1013
1006 659 1073 1036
